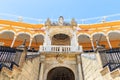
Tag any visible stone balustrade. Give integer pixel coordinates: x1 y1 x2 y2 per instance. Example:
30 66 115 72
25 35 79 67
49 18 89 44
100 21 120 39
39 45 83 53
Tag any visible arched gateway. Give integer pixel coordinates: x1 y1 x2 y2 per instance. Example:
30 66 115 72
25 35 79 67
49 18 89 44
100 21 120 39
47 67 75 80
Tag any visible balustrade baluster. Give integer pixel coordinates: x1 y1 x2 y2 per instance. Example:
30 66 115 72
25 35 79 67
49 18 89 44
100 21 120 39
39 45 82 53
53 46 55 52
53 47 55 52
56 47 58 52
65 47 66 52
51 46 52 52
53 47 54 52
62 47 63 52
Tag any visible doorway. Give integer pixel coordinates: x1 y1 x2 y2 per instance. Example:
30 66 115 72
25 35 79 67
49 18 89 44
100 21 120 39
47 67 75 80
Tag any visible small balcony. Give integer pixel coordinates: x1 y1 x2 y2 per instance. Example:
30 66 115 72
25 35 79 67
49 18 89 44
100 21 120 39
39 45 83 53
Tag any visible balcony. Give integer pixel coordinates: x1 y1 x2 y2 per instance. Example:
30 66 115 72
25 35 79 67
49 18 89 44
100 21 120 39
39 45 83 53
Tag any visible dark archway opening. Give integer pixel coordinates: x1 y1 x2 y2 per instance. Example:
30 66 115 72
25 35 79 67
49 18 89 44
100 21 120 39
47 67 75 80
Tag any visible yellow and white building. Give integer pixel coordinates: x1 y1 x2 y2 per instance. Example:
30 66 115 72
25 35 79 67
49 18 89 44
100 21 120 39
0 15 120 80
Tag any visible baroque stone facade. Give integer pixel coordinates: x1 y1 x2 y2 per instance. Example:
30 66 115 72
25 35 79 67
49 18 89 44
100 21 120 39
0 16 120 80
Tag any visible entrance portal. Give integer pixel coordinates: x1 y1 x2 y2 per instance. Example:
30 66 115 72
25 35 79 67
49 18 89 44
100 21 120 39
47 67 75 80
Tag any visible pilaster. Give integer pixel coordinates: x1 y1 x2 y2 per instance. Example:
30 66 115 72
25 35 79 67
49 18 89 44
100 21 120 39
39 55 45 80
76 55 84 80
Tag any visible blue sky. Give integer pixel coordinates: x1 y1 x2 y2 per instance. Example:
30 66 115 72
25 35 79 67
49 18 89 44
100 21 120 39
0 0 120 23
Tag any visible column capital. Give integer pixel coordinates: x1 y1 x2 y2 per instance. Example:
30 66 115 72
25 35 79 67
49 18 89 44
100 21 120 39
31 35 34 38
30 37 33 40
90 38 93 41
105 36 109 39
14 35 18 38
90 36 93 40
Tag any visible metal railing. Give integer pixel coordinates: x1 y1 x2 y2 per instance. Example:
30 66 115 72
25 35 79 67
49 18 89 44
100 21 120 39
39 45 83 53
99 48 120 71
0 46 23 70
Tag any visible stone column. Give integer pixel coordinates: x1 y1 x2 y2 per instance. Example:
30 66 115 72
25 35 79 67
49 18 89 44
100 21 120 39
90 37 95 50
11 35 17 47
39 55 45 80
106 36 112 48
28 37 33 49
77 55 84 80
